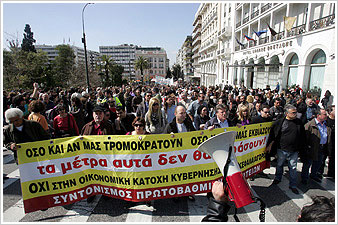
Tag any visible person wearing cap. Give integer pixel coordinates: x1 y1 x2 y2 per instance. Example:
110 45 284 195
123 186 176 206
81 104 116 203
81 105 116 136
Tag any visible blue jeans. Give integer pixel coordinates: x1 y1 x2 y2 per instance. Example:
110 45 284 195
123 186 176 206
301 148 324 181
275 149 298 188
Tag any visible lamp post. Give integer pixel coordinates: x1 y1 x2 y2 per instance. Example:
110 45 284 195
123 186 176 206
82 3 94 92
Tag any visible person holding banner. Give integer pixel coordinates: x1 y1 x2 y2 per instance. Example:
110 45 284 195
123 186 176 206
251 104 272 124
164 105 196 201
4 108 50 164
205 104 236 130
145 97 168 134
81 104 116 203
81 105 116 136
236 105 252 126
194 105 210 130
126 117 149 135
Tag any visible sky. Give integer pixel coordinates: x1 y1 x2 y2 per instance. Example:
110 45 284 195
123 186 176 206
2 1 200 66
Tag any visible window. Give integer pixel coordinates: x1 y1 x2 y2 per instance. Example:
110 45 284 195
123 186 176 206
287 54 299 86
309 50 326 95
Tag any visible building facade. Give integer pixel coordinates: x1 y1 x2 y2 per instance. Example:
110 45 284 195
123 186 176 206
191 12 202 85
199 3 219 87
231 2 336 98
99 44 136 80
177 35 194 82
35 44 100 71
188 2 336 98
135 47 168 82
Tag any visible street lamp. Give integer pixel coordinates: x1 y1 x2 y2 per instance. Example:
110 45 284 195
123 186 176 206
82 3 94 92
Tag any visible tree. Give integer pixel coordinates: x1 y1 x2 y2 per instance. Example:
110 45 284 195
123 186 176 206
98 55 115 87
165 67 172 79
3 46 49 90
52 45 76 87
21 24 36 53
172 64 182 81
110 63 124 86
134 56 150 84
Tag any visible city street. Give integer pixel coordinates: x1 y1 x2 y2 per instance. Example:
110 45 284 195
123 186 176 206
3 148 335 223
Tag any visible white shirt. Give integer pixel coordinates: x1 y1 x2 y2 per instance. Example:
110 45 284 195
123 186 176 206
176 123 187 133
15 125 24 131
217 118 229 128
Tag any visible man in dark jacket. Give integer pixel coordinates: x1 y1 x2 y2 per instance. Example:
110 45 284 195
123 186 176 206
164 105 195 134
81 105 116 136
269 98 284 121
301 108 332 184
251 104 272 124
266 104 306 194
164 105 195 201
4 108 50 165
205 104 235 130
114 106 136 135
81 105 115 203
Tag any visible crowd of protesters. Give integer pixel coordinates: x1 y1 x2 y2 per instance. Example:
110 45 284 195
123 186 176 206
3 81 335 217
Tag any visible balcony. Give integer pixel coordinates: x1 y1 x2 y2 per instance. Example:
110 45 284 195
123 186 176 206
272 31 285 42
251 10 259 19
261 3 272 14
258 36 269 45
221 48 231 59
218 26 232 40
249 41 257 48
198 52 217 63
193 23 201 33
309 14 335 32
286 24 306 37
201 12 217 32
192 36 201 46
236 21 242 28
243 16 249 24
192 43 201 53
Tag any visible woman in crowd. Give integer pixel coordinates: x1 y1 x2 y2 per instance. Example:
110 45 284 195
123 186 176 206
194 105 210 130
126 117 149 135
145 97 168 134
237 105 251 126
53 103 79 138
70 93 86 131
28 100 49 131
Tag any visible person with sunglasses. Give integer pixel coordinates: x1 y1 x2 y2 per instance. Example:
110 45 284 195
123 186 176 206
126 117 149 135
251 104 272 124
145 97 168 134
266 104 306 194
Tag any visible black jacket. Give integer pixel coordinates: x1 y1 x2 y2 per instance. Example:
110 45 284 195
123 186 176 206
266 116 306 160
164 117 196 133
201 197 231 222
251 115 272 124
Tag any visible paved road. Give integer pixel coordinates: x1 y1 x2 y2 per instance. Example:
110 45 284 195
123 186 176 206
2 149 335 222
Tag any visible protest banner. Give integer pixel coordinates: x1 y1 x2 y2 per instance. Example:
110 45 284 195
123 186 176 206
17 122 272 213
